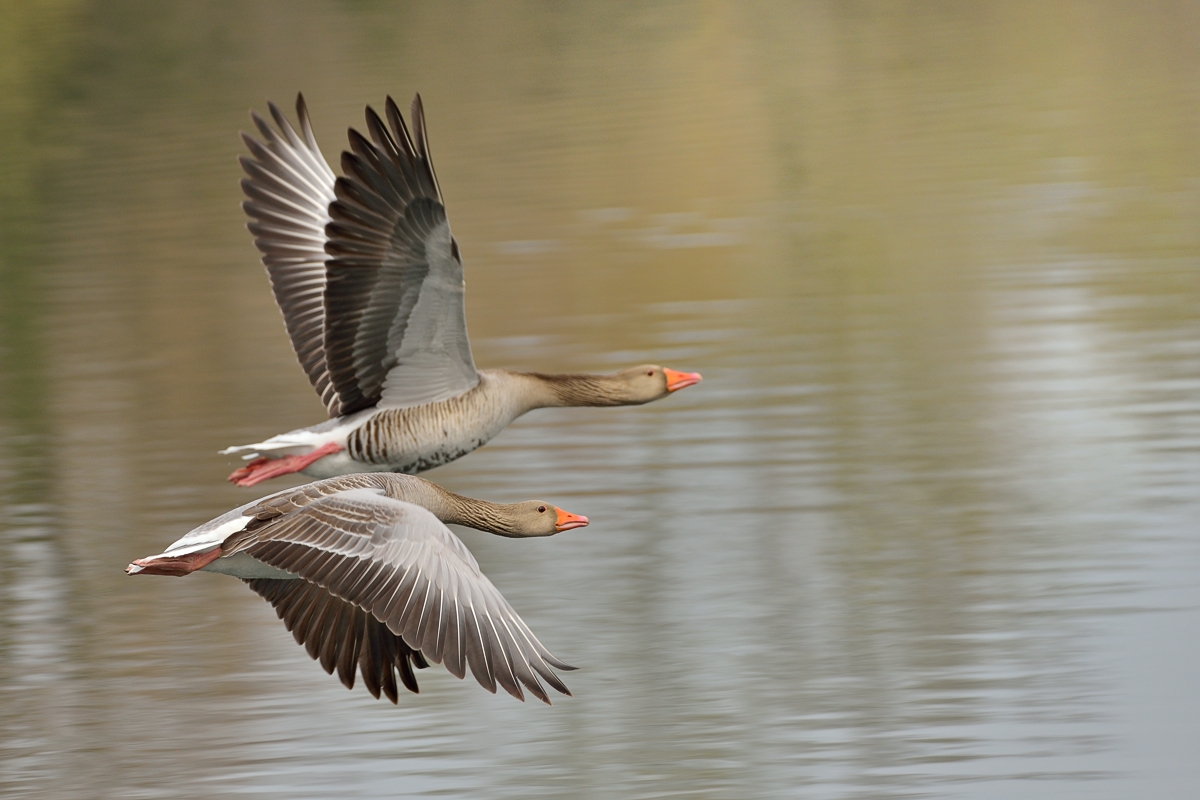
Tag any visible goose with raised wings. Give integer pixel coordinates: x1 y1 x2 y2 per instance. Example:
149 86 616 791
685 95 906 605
224 94 700 487
127 473 589 704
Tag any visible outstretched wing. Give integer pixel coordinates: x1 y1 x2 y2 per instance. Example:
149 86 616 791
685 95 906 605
240 95 343 417
223 488 573 704
243 576 430 703
323 95 479 414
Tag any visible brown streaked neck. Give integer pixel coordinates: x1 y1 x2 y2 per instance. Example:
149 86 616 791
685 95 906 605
510 370 642 410
381 474 527 537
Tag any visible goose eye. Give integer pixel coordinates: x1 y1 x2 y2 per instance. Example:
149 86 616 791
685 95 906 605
646 369 655 376
537 505 546 513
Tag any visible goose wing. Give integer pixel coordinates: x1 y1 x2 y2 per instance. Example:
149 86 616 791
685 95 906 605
243 577 430 703
223 487 572 703
322 95 479 414
239 95 343 416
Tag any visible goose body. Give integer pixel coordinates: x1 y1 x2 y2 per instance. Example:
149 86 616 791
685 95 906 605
223 93 700 487
127 472 589 704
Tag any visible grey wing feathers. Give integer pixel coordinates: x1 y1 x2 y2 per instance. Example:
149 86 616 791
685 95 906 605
323 95 479 414
224 489 572 703
244 577 429 702
240 94 343 417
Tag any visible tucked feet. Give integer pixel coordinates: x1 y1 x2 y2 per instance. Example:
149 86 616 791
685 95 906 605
126 547 222 576
227 442 344 487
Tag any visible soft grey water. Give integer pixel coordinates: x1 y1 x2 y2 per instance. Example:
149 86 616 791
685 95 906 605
2 3 1200 797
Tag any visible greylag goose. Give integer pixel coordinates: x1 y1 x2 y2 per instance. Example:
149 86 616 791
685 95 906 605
127 473 589 704
223 94 701 487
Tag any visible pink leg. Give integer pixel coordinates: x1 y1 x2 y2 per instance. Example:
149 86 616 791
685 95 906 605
228 456 271 483
227 442 344 487
126 547 223 577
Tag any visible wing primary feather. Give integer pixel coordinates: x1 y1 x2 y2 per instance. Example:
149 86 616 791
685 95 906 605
400 575 433 644
397 649 419 695
433 587 450 665
301 589 334 662
240 96 340 417
296 93 329 162
250 109 278 144
336 606 364 689
359 620 384 699
267 101 303 149
241 130 329 199
461 605 494 693
379 630 401 702
483 613 525 702
379 564 421 631
496 615 551 704
385 96 417 158
332 172 396 220
505 613 578 672
240 161 320 213
410 94 443 201
317 596 348 674
420 586 445 662
442 596 465 679
341 135 407 211
288 582 326 649
365 105 401 161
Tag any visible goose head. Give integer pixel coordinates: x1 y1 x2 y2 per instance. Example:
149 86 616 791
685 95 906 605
611 364 703 402
492 501 589 537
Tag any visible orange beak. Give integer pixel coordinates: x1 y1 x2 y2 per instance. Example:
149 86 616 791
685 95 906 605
663 368 703 392
555 507 590 532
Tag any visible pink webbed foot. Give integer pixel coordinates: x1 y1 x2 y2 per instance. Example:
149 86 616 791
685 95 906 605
126 547 222 577
227 442 344 487
228 457 271 483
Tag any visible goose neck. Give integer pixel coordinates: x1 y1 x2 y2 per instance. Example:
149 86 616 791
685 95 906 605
515 371 632 409
389 475 520 537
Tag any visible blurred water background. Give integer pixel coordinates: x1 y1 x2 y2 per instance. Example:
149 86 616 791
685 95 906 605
2 2 1200 797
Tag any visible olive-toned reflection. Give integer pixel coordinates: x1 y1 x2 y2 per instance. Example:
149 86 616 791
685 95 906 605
1 2 1199 798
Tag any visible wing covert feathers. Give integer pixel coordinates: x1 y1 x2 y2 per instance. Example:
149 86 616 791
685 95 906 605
228 489 572 704
245 577 426 701
242 93 478 418
240 94 343 416
323 95 478 414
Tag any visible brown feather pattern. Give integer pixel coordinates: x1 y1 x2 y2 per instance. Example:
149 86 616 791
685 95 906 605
244 577 427 701
223 484 573 704
238 93 476 419
322 94 471 415
239 95 342 417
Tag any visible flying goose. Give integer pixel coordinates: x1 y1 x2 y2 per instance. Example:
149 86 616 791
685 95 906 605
223 94 701 487
127 473 589 704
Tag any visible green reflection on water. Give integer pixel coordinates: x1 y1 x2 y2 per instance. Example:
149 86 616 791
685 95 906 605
1 2 1199 798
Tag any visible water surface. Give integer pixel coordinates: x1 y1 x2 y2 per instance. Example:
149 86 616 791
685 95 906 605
1 3 1199 797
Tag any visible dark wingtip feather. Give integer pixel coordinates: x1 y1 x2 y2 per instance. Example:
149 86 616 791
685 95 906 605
266 101 286 130
410 94 426 156
295 93 321 152
249 109 274 142
398 654 420 695
385 95 416 158
266 100 303 149
544 654 577 671
364 105 401 160
345 127 381 163
409 92 442 201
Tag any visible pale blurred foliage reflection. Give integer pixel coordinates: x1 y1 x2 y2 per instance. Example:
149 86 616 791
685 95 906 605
1 2 1199 798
